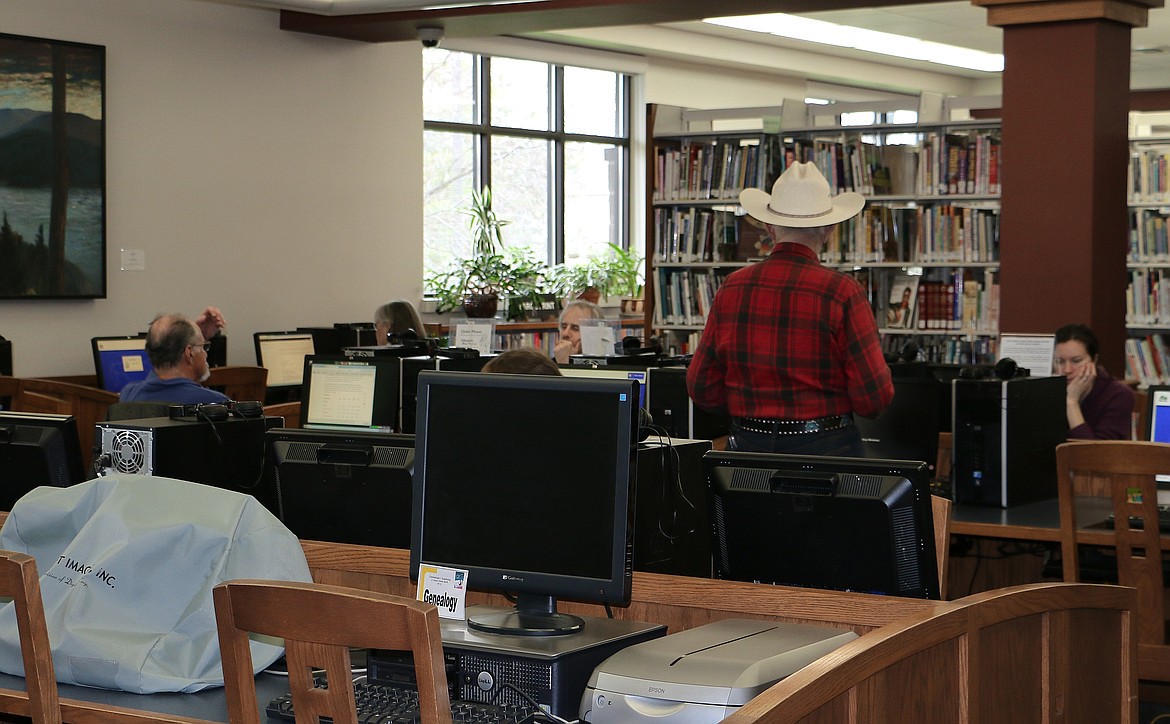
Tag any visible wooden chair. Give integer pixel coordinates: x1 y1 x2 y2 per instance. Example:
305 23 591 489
0 551 61 724
1055 440 1170 684
206 366 268 403
213 579 452 724
935 431 952 483
931 494 952 599
262 401 301 429
723 582 1135 723
11 379 119 467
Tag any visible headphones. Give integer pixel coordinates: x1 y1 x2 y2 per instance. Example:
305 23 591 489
958 357 1027 381
168 400 263 422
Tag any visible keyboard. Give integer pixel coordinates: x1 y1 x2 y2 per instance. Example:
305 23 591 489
265 679 539 723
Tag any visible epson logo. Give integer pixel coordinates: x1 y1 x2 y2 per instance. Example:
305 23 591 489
648 686 666 694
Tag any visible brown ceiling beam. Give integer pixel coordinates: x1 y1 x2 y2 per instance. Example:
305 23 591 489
280 0 945 43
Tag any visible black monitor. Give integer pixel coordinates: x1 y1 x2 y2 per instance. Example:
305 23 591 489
301 355 400 433
558 364 649 408
0 412 84 508
266 428 414 548
91 335 152 393
854 377 942 477
253 331 316 388
411 370 639 636
704 450 939 600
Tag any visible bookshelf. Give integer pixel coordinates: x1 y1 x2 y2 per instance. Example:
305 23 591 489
646 102 1002 365
431 319 644 357
1125 136 1170 385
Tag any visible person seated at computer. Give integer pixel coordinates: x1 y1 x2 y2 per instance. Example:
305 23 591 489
553 300 605 364
1054 323 1133 440
119 313 230 404
482 347 563 376
374 299 426 346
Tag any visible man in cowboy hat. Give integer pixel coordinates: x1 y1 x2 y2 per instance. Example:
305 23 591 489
686 162 893 455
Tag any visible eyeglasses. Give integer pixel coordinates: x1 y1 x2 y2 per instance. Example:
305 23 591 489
189 342 212 353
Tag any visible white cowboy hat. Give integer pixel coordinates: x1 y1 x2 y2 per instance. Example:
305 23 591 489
739 162 865 228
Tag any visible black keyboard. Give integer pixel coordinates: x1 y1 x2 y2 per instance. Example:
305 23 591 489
265 680 538 723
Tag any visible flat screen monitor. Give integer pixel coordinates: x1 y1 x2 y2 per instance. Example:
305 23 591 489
91 336 152 393
0 412 84 509
411 370 639 636
558 364 649 408
704 450 939 600
1148 385 1170 444
266 428 414 548
300 355 400 433
254 332 316 388
854 377 942 477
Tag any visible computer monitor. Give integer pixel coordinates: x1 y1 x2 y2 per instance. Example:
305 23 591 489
704 450 940 600
91 335 152 393
265 428 414 548
854 377 942 477
558 364 649 408
253 332 316 388
300 355 400 433
1148 385 1170 443
0 412 85 509
411 370 639 636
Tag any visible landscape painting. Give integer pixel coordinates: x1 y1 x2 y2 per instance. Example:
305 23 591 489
0 33 105 299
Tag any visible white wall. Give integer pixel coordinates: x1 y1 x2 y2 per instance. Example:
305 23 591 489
0 0 424 377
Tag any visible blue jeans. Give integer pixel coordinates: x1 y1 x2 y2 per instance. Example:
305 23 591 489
727 419 864 457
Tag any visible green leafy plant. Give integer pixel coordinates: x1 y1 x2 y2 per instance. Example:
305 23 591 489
425 186 548 318
548 244 644 302
598 243 644 299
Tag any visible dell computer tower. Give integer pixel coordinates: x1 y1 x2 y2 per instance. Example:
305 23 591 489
951 376 1066 507
94 415 281 513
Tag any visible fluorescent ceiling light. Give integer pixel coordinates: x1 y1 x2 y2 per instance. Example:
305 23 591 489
704 14 1004 73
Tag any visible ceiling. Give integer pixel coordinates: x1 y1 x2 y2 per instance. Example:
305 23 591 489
208 0 1170 91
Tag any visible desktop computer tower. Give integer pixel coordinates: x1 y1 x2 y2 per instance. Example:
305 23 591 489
646 367 727 441
634 438 712 577
0 337 10 377
94 415 281 513
951 376 1066 507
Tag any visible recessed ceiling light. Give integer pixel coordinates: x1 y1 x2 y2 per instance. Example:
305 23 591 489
703 13 1004 73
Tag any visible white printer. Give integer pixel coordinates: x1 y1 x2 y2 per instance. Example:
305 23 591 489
580 618 858 723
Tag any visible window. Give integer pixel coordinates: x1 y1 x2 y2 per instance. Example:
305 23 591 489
423 48 631 282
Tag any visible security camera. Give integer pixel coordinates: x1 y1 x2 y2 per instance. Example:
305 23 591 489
418 26 444 48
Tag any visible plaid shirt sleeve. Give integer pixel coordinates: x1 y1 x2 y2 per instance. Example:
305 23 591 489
837 285 894 418
686 304 728 415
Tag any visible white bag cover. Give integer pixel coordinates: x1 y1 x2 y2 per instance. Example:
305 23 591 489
0 474 312 693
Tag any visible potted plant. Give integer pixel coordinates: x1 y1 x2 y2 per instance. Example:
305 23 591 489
546 260 609 306
599 243 645 316
425 186 547 320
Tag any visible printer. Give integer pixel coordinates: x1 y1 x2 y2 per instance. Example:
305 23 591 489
580 618 858 723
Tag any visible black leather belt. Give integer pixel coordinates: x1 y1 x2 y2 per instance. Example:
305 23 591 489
734 414 852 436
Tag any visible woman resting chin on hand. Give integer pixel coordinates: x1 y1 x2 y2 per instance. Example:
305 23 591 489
1053 323 1133 440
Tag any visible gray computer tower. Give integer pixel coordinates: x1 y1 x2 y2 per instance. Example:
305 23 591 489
951 376 1066 507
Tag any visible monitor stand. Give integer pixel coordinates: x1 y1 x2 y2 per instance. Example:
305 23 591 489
466 594 584 636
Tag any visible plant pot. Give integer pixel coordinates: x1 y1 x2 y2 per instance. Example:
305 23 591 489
463 293 499 319
577 287 602 305
620 297 645 318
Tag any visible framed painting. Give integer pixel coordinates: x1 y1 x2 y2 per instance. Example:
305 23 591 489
0 33 105 299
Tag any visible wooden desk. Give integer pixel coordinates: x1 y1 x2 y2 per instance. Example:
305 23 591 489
0 541 1136 723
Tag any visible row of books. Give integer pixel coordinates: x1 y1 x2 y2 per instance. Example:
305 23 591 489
653 138 774 202
819 204 1000 265
652 208 760 264
654 127 1002 202
1129 208 1170 262
653 267 735 327
881 273 1000 333
880 333 1000 366
1128 144 1170 203
1124 334 1170 388
1126 268 1170 326
496 331 555 355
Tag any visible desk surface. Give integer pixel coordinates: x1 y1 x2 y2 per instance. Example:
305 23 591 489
951 496 1114 543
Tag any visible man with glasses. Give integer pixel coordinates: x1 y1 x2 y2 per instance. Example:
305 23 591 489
120 308 230 404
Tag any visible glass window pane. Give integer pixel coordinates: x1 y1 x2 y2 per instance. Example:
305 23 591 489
564 142 623 265
490 57 550 131
424 130 477 279
491 136 550 261
423 48 476 124
564 66 621 137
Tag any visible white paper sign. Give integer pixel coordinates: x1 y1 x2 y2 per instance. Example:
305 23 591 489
998 333 1056 378
416 563 468 620
452 319 495 356
580 319 618 357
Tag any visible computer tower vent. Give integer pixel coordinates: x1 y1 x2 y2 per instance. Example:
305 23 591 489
102 428 153 475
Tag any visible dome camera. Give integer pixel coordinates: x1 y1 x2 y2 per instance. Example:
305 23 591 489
418 26 444 48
